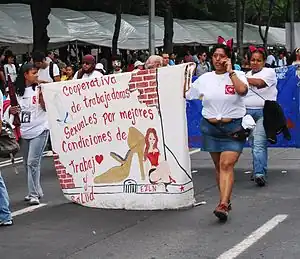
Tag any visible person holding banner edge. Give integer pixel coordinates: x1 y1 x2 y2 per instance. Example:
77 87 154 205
8 64 49 205
184 44 249 221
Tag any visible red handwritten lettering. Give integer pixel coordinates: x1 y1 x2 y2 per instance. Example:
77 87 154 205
62 76 118 97
69 156 96 174
119 108 154 125
62 131 112 153
64 113 98 139
116 127 127 141
102 112 115 126
83 88 130 109
71 101 82 113
71 186 95 204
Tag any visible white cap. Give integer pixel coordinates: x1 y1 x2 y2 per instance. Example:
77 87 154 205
134 60 144 68
95 63 106 73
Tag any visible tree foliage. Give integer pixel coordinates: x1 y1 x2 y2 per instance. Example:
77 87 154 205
3 0 297 27
2 0 298 52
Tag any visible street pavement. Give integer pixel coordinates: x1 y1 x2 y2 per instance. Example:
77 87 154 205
0 148 300 259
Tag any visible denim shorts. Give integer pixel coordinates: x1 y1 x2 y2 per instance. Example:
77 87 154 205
200 118 245 153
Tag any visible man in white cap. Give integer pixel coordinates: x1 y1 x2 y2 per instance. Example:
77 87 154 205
95 63 106 75
133 60 144 72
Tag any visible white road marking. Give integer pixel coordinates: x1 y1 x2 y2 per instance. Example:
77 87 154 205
189 149 200 155
12 203 47 217
217 214 288 259
0 151 53 168
0 157 23 165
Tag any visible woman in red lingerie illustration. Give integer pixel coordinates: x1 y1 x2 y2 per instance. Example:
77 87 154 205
144 128 176 191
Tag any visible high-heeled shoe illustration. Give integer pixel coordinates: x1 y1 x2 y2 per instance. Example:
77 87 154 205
94 127 145 184
169 176 176 184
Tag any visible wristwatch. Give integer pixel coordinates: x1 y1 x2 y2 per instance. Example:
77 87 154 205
229 71 236 78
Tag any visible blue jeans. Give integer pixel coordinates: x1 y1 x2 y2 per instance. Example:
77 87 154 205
23 130 49 198
0 173 12 222
246 109 268 176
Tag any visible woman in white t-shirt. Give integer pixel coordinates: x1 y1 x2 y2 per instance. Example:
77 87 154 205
244 48 278 187
291 48 300 65
185 44 249 221
8 64 49 205
4 52 17 83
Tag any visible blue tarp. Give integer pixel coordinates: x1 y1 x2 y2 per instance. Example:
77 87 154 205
187 66 300 148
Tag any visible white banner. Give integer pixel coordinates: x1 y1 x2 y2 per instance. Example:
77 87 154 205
42 64 194 210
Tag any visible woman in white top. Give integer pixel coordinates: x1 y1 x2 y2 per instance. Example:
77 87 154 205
244 48 278 187
185 44 249 221
291 48 300 65
4 52 17 83
8 64 49 205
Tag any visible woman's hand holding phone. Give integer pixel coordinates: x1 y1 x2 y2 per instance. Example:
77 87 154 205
222 58 233 73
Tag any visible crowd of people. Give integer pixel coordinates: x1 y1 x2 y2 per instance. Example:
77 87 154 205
0 41 298 226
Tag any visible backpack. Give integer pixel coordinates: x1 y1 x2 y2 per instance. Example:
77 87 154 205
49 62 61 81
195 61 211 76
0 120 20 174
0 121 20 158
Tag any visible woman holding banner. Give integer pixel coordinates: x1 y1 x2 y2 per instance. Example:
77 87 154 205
8 64 49 205
244 47 278 187
184 44 249 222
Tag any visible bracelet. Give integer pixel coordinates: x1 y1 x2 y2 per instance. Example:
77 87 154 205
229 72 236 78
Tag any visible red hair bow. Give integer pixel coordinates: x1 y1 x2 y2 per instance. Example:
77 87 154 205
249 45 265 53
217 36 233 50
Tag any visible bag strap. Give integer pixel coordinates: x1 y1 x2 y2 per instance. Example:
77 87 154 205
49 62 54 81
248 87 266 101
10 153 19 174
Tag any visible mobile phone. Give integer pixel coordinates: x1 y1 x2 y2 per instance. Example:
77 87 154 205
222 60 227 69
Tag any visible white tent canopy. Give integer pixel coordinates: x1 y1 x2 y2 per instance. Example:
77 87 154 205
0 3 285 51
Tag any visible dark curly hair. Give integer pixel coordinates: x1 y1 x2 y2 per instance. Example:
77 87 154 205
211 44 232 59
15 63 37 97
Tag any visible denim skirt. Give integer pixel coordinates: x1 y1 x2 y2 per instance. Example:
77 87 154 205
200 118 245 153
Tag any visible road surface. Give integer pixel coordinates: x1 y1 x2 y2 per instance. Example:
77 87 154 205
0 148 300 259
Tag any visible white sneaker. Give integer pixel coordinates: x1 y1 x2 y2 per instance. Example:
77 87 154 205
0 220 13 227
29 197 40 205
24 195 31 201
44 151 53 157
25 195 42 201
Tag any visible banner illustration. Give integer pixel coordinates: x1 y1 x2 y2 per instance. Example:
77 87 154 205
42 64 195 210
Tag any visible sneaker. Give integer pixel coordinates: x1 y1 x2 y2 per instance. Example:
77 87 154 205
0 220 13 227
213 203 229 222
24 195 42 201
255 174 266 187
24 195 31 201
44 151 53 157
28 197 40 205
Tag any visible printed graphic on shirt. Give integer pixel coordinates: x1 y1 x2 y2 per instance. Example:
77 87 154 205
225 85 235 95
21 111 31 123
